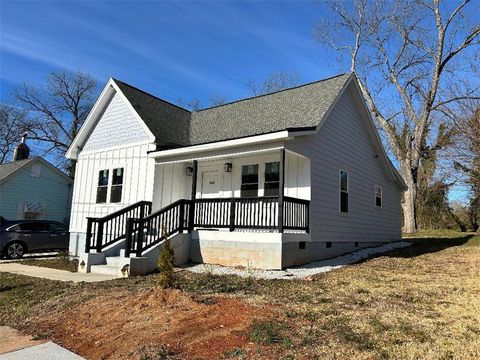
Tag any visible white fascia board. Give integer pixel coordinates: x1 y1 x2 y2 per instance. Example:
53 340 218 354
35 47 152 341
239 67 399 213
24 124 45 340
155 146 284 165
348 77 408 190
149 131 292 159
66 79 116 160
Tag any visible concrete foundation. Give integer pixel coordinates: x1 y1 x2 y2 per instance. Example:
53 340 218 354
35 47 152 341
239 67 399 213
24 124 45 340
72 229 392 275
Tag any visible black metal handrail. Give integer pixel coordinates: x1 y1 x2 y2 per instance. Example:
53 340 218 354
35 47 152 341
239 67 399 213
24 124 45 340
284 196 310 233
125 199 189 257
123 196 309 257
193 196 281 231
85 200 152 253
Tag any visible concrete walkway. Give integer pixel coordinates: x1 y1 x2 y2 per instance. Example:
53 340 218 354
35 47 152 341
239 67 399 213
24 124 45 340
0 327 85 359
0 263 120 283
0 342 85 359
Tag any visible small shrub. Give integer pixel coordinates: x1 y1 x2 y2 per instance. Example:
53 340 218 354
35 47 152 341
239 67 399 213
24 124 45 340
157 225 175 289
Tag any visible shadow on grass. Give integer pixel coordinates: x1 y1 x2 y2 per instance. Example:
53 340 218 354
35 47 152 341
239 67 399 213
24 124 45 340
386 234 475 259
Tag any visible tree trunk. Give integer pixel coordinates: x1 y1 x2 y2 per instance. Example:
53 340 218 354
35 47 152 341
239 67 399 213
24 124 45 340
402 172 418 234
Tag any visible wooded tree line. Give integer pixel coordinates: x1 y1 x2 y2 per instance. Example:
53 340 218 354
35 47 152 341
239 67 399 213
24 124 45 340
1 0 478 233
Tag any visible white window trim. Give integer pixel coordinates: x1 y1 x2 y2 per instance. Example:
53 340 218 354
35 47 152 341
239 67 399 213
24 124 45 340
375 185 383 208
95 165 126 205
339 169 349 213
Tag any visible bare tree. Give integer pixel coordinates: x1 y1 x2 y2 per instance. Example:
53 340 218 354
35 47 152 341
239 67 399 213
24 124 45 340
247 71 300 96
453 106 480 230
209 94 228 107
14 71 97 176
0 104 30 164
176 97 202 111
315 0 480 232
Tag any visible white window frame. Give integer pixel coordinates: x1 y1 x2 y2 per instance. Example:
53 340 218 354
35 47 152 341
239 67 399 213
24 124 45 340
375 185 383 208
95 164 126 205
339 169 349 213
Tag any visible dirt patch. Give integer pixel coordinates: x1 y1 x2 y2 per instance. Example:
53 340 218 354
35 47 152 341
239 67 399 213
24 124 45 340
31 288 274 359
0 326 46 354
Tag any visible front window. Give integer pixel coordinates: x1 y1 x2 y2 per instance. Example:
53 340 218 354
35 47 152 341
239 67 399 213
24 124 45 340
264 162 280 196
96 170 109 203
241 164 259 197
110 168 124 203
340 170 348 213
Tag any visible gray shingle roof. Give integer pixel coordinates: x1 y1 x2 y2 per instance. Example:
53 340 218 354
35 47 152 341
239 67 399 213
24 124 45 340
0 157 37 183
114 73 351 148
190 73 351 145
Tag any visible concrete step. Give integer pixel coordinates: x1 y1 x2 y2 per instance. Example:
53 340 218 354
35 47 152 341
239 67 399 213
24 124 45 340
105 256 126 266
89 264 120 276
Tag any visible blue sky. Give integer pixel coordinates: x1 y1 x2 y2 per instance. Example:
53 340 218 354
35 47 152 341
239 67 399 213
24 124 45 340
0 0 339 105
0 0 471 202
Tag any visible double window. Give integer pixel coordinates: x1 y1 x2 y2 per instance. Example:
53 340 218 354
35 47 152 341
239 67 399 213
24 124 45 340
96 168 124 204
340 170 349 213
240 162 281 197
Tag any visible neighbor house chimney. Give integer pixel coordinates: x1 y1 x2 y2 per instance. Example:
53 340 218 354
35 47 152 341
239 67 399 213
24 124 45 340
12 132 30 161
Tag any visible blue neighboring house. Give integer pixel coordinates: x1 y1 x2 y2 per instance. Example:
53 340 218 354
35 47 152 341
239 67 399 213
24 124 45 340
0 137 73 224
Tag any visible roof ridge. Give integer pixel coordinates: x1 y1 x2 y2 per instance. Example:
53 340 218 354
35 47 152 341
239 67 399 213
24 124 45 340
112 78 192 114
0 156 38 167
194 72 351 113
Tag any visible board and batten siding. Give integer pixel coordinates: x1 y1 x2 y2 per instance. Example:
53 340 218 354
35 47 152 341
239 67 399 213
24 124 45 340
69 91 156 236
287 87 402 243
0 160 72 223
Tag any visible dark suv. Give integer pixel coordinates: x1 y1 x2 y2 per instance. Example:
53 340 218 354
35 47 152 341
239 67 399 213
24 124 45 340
0 220 69 259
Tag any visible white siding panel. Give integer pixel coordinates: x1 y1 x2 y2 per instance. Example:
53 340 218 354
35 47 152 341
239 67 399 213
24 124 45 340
287 89 402 243
83 92 150 152
69 142 156 233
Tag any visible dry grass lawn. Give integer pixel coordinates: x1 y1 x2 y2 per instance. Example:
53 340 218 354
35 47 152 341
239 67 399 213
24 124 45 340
0 231 479 359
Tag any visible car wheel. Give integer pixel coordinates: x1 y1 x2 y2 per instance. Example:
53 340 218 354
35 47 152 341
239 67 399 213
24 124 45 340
6 242 26 259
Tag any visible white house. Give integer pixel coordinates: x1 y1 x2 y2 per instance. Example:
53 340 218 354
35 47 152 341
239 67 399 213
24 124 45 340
66 73 406 276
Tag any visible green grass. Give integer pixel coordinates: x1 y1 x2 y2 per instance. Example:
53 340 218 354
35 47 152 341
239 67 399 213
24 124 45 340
0 273 72 325
1 231 479 359
18 253 78 272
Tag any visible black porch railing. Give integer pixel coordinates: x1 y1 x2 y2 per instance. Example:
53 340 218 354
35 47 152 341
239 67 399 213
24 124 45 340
86 196 309 256
125 199 190 257
122 196 309 257
85 200 152 253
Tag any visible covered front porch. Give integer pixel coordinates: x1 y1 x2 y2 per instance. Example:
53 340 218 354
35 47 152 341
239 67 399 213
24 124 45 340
151 142 311 233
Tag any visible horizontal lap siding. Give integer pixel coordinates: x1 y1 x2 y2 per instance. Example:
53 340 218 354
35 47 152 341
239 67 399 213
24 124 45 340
0 162 72 223
287 89 402 243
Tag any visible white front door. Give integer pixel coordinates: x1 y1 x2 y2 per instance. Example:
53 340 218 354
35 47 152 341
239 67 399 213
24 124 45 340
201 170 221 198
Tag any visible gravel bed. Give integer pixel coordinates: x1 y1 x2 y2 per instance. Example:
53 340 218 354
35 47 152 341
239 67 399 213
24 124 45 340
184 241 413 280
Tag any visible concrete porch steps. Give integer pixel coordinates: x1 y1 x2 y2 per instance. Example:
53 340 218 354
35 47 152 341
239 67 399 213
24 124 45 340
89 264 124 276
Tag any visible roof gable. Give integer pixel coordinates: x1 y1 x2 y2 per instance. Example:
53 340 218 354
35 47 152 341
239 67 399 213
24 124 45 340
0 157 72 185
